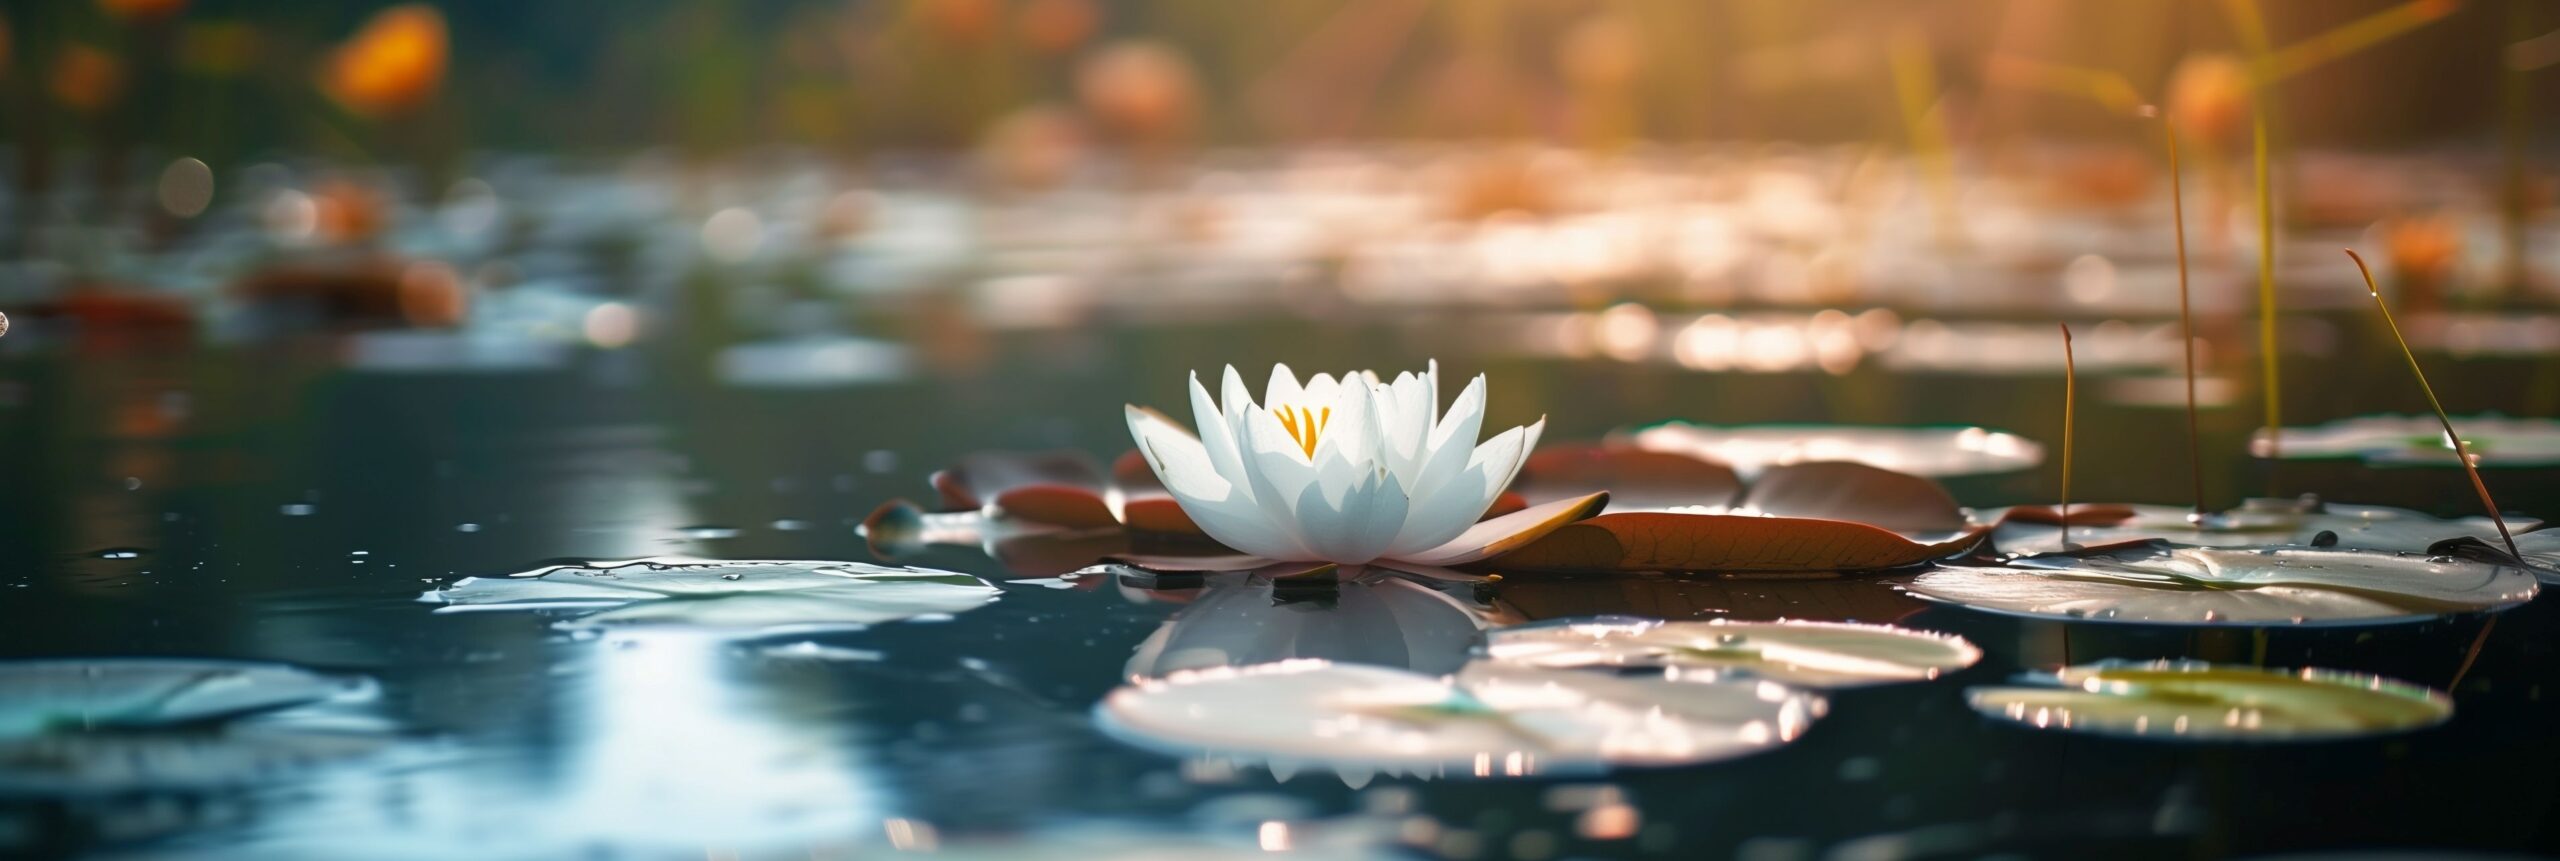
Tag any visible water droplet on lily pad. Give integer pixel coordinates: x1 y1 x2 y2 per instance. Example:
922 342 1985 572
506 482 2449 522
1907 543 2537 626
420 556 999 634
1097 659 1824 782
1966 660 2451 741
1480 617 1981 688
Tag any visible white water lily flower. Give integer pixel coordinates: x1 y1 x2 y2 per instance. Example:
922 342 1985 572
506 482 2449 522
1126 362 1567 566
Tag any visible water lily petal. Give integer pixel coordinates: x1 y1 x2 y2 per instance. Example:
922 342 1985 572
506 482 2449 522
1187 372 1253 502
1237 407 1324 558
1264 363 1305 411
1310 377 1376 486
1296 467 1410 564
1379 371 1434 484
1129 406 1304 558
1405 374 1487 504
1400 491 1610 567
1388 419 1540 555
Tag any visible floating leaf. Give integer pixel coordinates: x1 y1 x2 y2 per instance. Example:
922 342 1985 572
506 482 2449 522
2511 530 2560 583
925 449 1206 536
2254 414 2560 468
1987 499 2539 557
1906 543 2538 626
1489 512 1982 574
1967 660 2451 741
1492 576 1932 625
0 660 373 739
1738 462 1966 532
1621 422 2044 478
1481 617 1980 688
1516 444 1741 509
1110 449 1200 534
0 659 388 795
421 557 999 634
1125 572 1490 679
1097 659 1824 782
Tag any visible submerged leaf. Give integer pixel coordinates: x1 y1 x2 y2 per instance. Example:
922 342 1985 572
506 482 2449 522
1622 422 2043 478
1967 660 2451 741
1097 659 1824 781
1481 617 1980 688
1906 543 2538 626
422 557 999 633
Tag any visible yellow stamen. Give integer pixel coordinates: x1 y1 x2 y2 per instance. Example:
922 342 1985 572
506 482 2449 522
1276 405 1331 459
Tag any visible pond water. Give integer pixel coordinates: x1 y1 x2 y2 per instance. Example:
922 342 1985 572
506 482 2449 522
5 312 2560 860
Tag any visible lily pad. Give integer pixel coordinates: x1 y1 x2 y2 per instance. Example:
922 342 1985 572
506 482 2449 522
1125 572 1491 679
1484 460 1981 573
1967 660 2452 741
0 659 387 795
1490 512 1982 574
1987 498 2539 557
1480 617 1981 688
421 557 1000 633
1515 443 1742 509
0 659 372 738
1096 659 1825 781
1906 543 2538 626
1620 422 2044 478
2254 414 2560 468
924 449 1203 535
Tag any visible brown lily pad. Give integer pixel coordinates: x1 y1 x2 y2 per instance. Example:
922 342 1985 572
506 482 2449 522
932 450 1109 511
1489 512 1985 574
1516 444 1742 509
1738 461 1966 533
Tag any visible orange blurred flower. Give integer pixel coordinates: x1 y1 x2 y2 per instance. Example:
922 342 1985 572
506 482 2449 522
50 45 125 114
1076 41 1198 146
2166 53 2251 146
312 178 390 244
322 4 447 117
2385 213 2462 284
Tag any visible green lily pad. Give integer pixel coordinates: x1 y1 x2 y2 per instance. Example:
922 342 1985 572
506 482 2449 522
1967 660 2452 741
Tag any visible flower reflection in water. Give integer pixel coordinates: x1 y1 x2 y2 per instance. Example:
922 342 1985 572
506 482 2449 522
1123 568 1506 680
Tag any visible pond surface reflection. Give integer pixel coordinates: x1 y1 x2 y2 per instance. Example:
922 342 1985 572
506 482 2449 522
6 329 2560 859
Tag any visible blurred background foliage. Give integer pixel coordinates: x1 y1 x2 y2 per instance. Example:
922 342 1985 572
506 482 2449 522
3 0 2544 170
